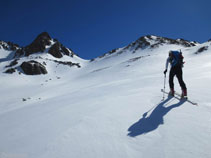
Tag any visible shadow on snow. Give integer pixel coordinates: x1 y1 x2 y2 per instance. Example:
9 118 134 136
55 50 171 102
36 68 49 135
128 96 185 137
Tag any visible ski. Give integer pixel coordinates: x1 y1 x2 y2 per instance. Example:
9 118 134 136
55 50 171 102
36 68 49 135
161 89 198 106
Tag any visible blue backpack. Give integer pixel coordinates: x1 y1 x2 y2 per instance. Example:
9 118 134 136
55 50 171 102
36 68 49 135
170 51 184 67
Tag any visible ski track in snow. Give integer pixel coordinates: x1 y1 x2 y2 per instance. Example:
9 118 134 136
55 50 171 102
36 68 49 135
0 42 211 158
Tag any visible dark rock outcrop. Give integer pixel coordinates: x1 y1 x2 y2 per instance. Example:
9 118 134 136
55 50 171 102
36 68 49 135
149 36 196 48
61 45 71 56
48 42 73 58
25 32 51 55
14 32 52 57
48 42 62 58
52 60 81 68
20 60 47 75
123 36 151 54
195 46 208 54
4 68 16 74
96 48 118 60
44 58 81 68
15 48 25 57
0 41 19 51
48 42 63 58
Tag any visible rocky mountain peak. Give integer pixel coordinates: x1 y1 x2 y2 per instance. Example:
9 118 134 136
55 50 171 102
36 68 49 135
14 32 76 59
0 40 19 51
94 35 198 61
144 35 197 48
23 32 52 56
30 32 52 48
2 32 81 75
124 35 197 53
35 32 51 41
14 32 52 57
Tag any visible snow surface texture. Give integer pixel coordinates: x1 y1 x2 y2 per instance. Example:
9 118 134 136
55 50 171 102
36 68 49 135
0 36 211 158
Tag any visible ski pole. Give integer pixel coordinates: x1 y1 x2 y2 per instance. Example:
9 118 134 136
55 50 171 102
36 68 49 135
162 74 166 100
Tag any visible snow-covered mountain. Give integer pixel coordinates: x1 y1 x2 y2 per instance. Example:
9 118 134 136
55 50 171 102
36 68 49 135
0 32 86 75
0 33 211 158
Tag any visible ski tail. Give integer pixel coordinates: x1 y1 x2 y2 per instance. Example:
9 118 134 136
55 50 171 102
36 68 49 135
161 89 198 106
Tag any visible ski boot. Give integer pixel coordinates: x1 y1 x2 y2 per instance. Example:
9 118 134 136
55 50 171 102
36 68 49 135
181 89 187 99
169 88 175 96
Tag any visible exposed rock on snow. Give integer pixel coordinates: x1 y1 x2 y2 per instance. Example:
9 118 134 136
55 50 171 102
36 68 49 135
0 41 19 51
150 36 196 48
48 42 63 58
14 32 52 57
4 68 16 74
48 41 73 58
52 60 81 68
195 46 209 54
20 60 48 75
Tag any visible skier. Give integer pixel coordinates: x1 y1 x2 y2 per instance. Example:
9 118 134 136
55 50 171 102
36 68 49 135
164 50 187 98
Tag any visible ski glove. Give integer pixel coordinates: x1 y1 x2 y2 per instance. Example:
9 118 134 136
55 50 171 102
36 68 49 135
164 69 167 74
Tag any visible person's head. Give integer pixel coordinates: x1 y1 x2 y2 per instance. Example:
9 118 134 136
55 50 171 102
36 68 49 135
169 50 173 57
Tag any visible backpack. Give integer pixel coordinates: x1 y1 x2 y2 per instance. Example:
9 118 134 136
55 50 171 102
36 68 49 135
169 50 184 67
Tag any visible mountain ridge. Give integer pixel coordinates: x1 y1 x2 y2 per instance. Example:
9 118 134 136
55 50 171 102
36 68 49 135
0 32 210 75
0 33 203 59
91 35 200 62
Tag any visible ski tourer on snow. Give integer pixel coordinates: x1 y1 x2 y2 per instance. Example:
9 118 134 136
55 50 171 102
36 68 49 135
164 50 187 98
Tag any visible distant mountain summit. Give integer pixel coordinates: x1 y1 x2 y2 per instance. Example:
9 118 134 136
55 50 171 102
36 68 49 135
15 32 52 57
0 32 83 75
119 35 198 54
92 35 199 61
14 32 76 58
123 35 197 52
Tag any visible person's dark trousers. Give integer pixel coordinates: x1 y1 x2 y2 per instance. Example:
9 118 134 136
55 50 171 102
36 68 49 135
169 66 187 90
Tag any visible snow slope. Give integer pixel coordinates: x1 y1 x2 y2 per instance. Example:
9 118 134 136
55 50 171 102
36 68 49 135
0 36 211 158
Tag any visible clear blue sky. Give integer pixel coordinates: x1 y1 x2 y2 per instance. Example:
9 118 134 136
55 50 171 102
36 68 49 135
1 0 211 59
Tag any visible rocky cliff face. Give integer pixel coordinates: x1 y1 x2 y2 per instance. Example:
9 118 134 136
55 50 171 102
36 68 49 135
14 32 75 58
20 60 48 75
